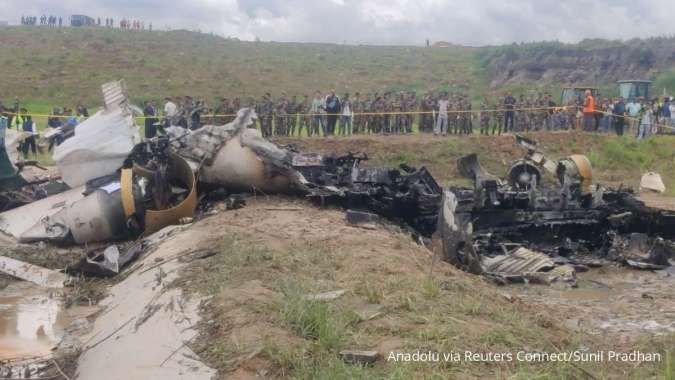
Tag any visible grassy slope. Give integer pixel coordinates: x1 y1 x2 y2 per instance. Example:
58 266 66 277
2 27 673 109
176 198 672 379
0 26 482 107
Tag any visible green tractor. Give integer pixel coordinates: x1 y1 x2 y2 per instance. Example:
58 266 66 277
617 80 651 101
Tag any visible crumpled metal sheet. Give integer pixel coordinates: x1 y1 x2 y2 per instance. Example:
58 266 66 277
483 247 555 275
53 80 140 188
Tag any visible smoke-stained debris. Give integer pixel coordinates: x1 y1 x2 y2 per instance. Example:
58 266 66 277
437 135 675 283
294 154 442 237
1 81 674 288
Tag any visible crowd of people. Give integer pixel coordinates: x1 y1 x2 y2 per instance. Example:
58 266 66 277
1 90 673 161
19 15 152 31
20 15 62 26
147 90 675 139
0 99 89 159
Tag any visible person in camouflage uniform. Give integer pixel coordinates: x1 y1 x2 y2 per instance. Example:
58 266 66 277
287 95 298 136
419 92 433 133
213 97 230 125
479 96 490 135
456 96 467 134
258 93 274 138
449 96 459 134
383 93 393 133
392 92 404 134
405 92 416 133
373 94 385 134
352 92 363 134
465 96 473 134
298 94 311 137
275 94 288 136
515 94 526 132
534 93 545 131
492 96 503 135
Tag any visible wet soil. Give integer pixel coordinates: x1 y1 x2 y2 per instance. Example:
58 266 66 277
509 265 674 345
0 282 70 360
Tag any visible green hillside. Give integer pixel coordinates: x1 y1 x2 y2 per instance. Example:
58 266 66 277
0 26 483 107
0 26 673 109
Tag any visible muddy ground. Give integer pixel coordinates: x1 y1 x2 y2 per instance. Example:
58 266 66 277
1 132 674 379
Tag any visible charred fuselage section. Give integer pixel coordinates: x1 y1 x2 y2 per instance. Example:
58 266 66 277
293 153 442 237
440 136 675 279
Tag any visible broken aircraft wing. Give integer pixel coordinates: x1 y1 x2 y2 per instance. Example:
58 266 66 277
53 80 140 188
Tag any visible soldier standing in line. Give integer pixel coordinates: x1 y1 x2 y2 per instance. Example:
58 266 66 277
457 96 467 135
298 94 311 137
479 96 490 135
465 96 474 134
352 92 362 134
288 95 298 137
373 94 384 134
447 96 456 134
514 94 524 132
363 94 373 134
213 97 229 125
418 92 429 132
275 94 289 136
493 95 504 135
259 93 274 137
382 93 392 134
392 92 403 134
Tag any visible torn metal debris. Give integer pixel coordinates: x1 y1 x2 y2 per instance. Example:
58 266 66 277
438 135 675 283
0 255 69 288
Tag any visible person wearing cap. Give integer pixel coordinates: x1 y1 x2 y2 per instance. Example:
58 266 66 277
21 111 39 159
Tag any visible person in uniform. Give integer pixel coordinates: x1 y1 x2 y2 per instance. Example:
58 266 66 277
479 96 490 135
258 93 274 138
275 94 289 136
288 95 298 136
213 97 230 125
392 92 403 134
298 94 311 137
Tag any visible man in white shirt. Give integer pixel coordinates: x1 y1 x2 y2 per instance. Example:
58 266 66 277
164 97 178 127
626 98 642 133
339 93 353 136
435 93 450 136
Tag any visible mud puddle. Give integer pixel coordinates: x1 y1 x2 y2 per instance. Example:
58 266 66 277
510 265 675 342
0 282 70 360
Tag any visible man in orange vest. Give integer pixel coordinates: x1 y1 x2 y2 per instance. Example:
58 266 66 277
582 89 596 132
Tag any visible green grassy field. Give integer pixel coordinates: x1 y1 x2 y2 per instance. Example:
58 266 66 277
3 26 673 113
0 26 483 108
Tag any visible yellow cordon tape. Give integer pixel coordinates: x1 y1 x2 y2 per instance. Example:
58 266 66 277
4 106 674 130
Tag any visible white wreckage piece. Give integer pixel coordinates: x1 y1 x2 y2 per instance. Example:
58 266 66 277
53 80 140 188
165 107 307 193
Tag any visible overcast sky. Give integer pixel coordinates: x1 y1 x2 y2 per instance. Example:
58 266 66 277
1 0 673 46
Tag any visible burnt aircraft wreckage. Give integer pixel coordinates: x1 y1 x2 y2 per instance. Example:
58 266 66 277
437 135 675 283
0 80 672 284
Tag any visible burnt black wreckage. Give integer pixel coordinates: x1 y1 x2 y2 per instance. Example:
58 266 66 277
437 135 675 282
0 80 672 284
